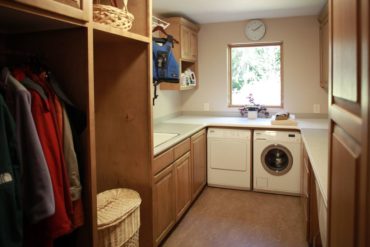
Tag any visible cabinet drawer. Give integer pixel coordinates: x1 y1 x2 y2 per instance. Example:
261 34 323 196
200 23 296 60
173 138 190 160
153 149 174 175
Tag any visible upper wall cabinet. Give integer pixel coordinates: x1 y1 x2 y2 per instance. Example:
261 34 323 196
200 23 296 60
11 0 89 21
159 17 200 91
318 3 328 91
163 17 199 62
181 24 198 61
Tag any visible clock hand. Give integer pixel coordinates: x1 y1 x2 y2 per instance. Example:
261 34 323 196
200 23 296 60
252 24 263 31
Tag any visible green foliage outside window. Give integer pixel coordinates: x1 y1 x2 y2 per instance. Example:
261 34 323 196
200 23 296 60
230 44 282 106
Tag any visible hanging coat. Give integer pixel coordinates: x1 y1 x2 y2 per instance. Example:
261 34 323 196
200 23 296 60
2 68 55 224
0 94 22 247
20 71 73 247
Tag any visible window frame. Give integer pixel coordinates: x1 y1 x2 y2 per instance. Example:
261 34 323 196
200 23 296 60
228 42 284 108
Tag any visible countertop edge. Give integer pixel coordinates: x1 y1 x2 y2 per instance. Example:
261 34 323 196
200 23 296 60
153 124 206 156
301 133 328 208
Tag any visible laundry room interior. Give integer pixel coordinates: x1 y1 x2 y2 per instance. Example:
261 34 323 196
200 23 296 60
0 0 368 247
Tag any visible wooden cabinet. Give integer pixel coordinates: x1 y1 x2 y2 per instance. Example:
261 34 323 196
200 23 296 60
13 0 89 21
153 164 176 245
191 129 207 199
309 171 322 247
159 17 200 91
318 3 328 91
174 152 192 220
153 139 191 246
181 25 197 61
152 129 207 246
328 0 370 246
190 31 198 60
0 0 152 247
301 146 322 247
153 151 191 245
301 145 310 240
0 1 152 247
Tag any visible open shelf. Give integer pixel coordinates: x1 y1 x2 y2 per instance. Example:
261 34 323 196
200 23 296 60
1 26 95 246
93 34 152 246
94 0 150 37
0 3 83 33
93 22 150 43
159 82 196 91
0 0 153 246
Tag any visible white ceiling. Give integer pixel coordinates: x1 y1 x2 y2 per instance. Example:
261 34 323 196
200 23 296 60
153 0 327 24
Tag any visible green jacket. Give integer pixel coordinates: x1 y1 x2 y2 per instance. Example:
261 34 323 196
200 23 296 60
0 94 22 247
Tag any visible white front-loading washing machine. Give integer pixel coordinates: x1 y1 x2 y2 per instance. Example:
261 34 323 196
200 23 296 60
253 130 301 195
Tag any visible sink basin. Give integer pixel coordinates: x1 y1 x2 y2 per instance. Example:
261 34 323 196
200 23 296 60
154 132 179 147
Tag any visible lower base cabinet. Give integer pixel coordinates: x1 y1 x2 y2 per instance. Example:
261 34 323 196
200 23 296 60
191 129 207 199
175 152 192 220
153 164 176 245
302 145 323 247
153 129 207 246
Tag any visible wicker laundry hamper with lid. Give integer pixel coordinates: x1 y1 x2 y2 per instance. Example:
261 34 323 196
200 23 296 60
97 188 141 247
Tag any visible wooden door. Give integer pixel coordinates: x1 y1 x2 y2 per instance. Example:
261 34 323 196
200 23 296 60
328 0 369 246
174 152 192 220
191 130 207 199
153 164 176 245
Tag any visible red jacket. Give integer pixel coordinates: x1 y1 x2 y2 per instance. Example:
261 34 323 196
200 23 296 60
14 70 73 246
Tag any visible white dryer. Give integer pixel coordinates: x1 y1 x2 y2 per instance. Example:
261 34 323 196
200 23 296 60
207 128 251 190
253 130 301 195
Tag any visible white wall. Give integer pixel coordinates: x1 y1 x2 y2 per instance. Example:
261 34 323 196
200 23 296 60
153 90 182 119
181 16 328 114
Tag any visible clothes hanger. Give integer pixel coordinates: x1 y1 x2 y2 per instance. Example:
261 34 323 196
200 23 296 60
152 26 179 44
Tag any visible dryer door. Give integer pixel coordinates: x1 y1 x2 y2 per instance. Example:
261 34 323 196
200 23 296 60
261 144 293 176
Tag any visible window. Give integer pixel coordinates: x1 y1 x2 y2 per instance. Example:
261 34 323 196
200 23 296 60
229 43 282 107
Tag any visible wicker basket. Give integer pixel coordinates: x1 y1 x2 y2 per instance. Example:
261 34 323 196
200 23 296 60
97 188 141 247
93 2 134 31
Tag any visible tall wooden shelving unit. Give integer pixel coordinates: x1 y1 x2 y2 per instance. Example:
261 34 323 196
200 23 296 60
0 0 153 246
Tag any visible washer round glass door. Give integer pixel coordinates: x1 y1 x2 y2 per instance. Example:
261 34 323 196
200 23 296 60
261 144 293 176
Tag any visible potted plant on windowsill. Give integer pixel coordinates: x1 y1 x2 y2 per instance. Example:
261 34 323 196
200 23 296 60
239 94 269 119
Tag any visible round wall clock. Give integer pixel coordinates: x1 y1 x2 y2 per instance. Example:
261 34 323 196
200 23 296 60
245 19 266 41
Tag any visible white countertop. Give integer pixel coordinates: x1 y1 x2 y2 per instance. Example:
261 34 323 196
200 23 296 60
301 128 329 207
154 115 329 205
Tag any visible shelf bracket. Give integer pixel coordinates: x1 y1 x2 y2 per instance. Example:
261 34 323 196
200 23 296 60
153 80 161 106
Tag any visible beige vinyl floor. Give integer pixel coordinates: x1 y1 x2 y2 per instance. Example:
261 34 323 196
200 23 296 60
161 187 307 247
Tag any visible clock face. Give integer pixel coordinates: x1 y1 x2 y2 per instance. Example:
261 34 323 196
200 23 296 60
245 20 266 41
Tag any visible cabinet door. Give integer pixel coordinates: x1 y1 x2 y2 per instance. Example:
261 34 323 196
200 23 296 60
301 146 310 241
191 130 207 199
14 0 88 21
309 173 322 247
174 152 192 220
328 0 369 246
190 30 198 60
153 164 176 245
181 26 191 60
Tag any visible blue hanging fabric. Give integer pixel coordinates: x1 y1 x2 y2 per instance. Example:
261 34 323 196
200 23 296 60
152 39 179 83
